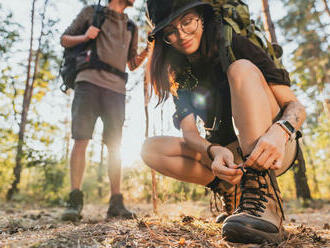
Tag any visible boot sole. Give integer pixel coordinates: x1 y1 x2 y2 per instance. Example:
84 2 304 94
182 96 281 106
61 213 82 222
222 221 286 244
106 213 136 220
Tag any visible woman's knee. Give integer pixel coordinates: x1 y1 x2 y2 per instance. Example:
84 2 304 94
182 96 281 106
141 137 161 165
227 59 262 89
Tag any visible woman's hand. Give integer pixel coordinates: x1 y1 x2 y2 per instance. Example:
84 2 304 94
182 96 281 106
210 146 243 185
245 124 289 171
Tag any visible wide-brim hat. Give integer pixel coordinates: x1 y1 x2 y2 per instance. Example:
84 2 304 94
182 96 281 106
147 0 212 41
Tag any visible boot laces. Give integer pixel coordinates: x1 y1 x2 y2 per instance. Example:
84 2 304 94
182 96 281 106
210 185 237 214
235 167 285 219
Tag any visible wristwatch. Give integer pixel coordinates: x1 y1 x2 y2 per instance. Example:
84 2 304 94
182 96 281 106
275 120 296 140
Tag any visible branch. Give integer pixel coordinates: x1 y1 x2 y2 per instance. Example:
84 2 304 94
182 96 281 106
322 0 330 17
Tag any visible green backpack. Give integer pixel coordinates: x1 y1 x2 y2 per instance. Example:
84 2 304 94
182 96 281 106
202 0 284 71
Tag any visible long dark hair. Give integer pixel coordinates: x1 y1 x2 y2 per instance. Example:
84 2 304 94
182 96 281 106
148 6 223 104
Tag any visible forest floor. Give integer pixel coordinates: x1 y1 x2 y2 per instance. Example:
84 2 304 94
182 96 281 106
0 200 329 248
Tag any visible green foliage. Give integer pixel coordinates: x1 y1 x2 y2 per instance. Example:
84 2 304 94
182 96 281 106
0 4 21 57
278 0 329 91
277 0 330 200
121 163 208 204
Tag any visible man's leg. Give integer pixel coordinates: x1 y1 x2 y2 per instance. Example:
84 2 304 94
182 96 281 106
222 59 287 244
107 146 121 195
62 82 99 221
70 139 89 191
101 88 135 219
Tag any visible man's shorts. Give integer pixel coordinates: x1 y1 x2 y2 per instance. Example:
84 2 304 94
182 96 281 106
71 81 125 148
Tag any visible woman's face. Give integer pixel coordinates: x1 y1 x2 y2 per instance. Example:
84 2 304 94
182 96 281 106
163 10 203 55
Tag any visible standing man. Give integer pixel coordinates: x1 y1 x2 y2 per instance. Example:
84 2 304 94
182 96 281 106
60 0 150 221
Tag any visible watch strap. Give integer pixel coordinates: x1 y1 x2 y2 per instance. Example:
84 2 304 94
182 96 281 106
275 120 296 140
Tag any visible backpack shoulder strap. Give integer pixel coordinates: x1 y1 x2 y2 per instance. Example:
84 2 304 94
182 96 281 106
127 19 136 35
219 23 236 73
91 4 106 28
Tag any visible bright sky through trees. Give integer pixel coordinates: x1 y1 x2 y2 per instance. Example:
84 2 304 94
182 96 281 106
2 0 291 167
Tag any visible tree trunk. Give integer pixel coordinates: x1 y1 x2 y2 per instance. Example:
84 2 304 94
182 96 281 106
292 145 312 201
260 0 312 203
7 0 37 200
302 139 320 196
261 0 278 43
7 0 49 200
322 0 330 17
144 71 158 213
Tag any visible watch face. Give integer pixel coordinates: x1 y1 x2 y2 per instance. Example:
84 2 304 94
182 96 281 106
283 121 295 133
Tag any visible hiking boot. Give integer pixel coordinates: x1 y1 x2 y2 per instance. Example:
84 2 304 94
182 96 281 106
61 189 83 221
213 181 241 224
106 194 136 219
222 168 286 244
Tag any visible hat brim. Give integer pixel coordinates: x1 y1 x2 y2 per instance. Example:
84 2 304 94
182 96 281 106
148 2 212 40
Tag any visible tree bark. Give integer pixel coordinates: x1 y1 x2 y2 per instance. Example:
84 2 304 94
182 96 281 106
7 0 49 200
260 0 312 203
322 0 330 17
144 72 158 214
261 0 278 43
293 145 312 201
7 0 37 200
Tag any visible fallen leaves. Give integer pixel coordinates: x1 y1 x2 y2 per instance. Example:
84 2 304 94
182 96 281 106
0 202 329 248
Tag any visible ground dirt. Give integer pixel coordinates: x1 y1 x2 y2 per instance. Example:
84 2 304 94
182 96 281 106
0 201 329 247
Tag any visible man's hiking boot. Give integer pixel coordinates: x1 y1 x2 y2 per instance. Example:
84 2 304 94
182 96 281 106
106 194 136 219
222 168 286 244
213 181 241 224
61 189 83 221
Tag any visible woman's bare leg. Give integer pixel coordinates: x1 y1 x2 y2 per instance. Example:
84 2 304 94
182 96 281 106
227 59 280 157
141 136 215 186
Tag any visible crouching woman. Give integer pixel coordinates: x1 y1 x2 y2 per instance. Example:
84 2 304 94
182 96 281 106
141 0 306 244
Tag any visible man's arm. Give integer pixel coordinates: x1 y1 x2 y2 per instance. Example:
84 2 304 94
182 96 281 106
61 26 100 48
60 6 96 48
127 43 151 71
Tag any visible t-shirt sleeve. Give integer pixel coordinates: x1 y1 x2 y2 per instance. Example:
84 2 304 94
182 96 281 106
127 22 138 60
172 89 195 130
62 6 93 37
231 34 291 86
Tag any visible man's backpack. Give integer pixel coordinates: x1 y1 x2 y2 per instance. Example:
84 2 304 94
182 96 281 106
60 3 136 93
202 0 284 72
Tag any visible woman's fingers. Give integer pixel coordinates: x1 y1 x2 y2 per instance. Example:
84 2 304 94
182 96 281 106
245 143 264 167
211 160 243 185
245 138 284 170
217 174 242 185
212 163 239 176
263 154 280 170
223 156 238 169
255 149 272 167
270 155 283 170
